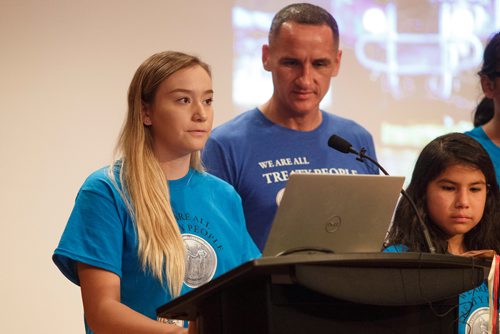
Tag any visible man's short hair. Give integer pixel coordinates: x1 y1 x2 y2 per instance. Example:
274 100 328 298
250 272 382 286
269 3 339 49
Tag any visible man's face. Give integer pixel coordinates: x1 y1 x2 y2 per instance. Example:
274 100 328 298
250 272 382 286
262 22 342 117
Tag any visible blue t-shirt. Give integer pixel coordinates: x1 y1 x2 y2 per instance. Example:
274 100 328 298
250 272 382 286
465 126 500 187
384 245 495 334
53 166 260 333
202 108 379 250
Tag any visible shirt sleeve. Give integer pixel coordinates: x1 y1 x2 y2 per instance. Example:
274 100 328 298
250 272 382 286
53 175 125 285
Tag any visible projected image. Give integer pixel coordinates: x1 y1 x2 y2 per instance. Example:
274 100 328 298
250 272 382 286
232 0 499 178
357 3 483 100
351 0 499 174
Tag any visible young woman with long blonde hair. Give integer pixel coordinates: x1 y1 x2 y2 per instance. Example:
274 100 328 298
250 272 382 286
53 51 259 334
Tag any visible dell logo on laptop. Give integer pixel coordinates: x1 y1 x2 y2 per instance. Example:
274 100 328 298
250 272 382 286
325 216 341 233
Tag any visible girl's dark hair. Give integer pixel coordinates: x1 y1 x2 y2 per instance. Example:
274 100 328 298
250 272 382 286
473 97 494 127
386 133 500 253
478 31 500 80
474 31 500 126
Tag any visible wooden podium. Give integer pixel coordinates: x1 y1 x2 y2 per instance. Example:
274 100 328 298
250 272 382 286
157 253 489 334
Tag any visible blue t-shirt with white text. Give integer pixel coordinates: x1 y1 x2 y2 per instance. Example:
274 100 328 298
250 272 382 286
203 108 378 250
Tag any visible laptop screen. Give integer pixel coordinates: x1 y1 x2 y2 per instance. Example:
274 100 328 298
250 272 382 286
262 173 405 257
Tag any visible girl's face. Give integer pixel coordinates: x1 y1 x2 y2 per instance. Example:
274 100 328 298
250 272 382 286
481 73 500 107
142 65 214 160
426 164 488 240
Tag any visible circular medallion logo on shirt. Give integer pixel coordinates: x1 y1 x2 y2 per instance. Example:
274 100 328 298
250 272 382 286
182 233 217 288
466 307 491 334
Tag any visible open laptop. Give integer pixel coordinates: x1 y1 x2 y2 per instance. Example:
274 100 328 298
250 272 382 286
262 173 405 257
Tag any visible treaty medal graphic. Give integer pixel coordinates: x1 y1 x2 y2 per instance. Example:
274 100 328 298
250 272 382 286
466 307 492 334
183 233 217 288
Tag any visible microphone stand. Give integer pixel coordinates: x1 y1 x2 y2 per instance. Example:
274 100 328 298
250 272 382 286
357 148 437 254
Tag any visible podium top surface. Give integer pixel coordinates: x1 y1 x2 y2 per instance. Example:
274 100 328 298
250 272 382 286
157 252 491 319
254 252 491 268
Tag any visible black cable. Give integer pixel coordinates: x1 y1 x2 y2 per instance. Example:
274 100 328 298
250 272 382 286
358 149 437 254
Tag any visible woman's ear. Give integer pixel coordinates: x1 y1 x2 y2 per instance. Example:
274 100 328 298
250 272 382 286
141 102 153 126
480 75 496 99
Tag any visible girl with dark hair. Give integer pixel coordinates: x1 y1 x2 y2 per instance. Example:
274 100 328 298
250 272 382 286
466 31 500 186
385 132 500 334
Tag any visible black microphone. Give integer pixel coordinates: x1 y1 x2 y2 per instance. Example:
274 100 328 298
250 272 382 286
327 135 357 154
327 134 436 254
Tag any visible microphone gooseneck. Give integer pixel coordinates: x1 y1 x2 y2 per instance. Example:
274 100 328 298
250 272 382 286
327 134 436 254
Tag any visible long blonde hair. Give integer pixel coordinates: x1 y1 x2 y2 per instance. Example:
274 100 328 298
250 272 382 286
111 51 210 296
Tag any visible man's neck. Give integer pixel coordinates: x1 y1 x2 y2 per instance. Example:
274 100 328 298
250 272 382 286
260 100 322 131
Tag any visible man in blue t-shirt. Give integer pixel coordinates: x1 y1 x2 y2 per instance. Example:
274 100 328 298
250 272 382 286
203 3 378 250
